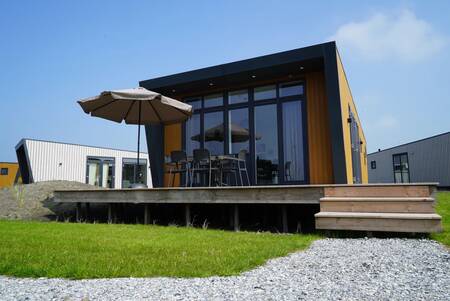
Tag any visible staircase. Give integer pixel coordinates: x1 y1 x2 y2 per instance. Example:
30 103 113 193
315 184 443 233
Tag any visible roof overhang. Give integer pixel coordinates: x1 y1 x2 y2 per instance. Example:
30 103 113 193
140 42 334 96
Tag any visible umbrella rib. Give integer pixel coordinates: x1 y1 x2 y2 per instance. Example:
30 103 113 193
123 100 135 121
147 100 162 123
91 99 118 113
173 106 191 117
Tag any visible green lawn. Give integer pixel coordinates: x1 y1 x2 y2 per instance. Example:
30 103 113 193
0 220 319 279
431 191 450 247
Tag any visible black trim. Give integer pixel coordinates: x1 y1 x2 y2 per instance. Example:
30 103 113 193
323 42 347 184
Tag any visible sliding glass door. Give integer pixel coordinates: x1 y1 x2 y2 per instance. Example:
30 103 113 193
86 157 115 188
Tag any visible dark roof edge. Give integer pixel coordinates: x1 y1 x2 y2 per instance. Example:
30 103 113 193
14 138 148 155
0 162 18 164
368 131 450 155
140 41 336 89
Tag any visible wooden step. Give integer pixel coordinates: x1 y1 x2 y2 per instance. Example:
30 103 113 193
324 185 433 198
315 212 442 233
320 197 435 213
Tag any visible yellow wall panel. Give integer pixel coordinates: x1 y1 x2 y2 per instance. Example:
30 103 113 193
163 123 182 187
336 51 368 183
0 163 20 188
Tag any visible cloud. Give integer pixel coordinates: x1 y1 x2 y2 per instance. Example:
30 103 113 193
331 9 447 62
375 115 399 129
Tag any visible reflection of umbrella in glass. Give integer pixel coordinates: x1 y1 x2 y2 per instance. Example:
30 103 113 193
191 123 261 143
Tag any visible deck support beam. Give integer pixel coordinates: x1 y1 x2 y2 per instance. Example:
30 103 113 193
144 204 150 225
76 202 81 222
281 205 288 233
107 203 113 223
185 204 191 227
85 203 90 222
233 204 239 232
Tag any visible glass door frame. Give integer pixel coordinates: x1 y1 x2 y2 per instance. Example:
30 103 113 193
392 152 410 183
182 79 309 186
85 156 115 188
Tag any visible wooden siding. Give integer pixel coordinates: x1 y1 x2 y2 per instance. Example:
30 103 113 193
336 51 368 184
164 123 182 187
306 72 334 183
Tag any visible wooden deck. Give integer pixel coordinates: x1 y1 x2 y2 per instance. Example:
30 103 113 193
53 183 442 233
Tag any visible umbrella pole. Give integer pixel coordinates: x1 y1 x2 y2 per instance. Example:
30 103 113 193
135 101 142 184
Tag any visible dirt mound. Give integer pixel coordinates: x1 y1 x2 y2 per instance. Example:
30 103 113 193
0 181 101 221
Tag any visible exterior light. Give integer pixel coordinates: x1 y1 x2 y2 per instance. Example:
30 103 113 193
251 75 256 78
172 89 176 93
209 83 214 86
300 66 304 70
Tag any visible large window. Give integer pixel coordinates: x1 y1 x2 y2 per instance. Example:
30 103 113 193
185 114 201 156
122 158 147 188
183 80 307 185
86 157 115 188
393 153 409 183
282 101 305 182
228 108 249 155
255 104 278 184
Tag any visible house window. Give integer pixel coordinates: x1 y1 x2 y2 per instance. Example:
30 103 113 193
279 81 304 97
393 153 410 183
370 161 376 169
228 90 248 104
254 85 276 101
86 157 115 188
0 168 8 175
204 93 223 108
122 158 147 188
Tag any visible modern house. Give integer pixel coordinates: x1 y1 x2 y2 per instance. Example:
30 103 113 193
15 139 152 188
368 132 450 188
141 42 368 187
0 162 21 188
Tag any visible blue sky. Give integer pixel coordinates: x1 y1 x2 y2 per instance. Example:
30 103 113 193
1 0 449 162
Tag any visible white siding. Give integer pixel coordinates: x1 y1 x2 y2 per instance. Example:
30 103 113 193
23 140 152 188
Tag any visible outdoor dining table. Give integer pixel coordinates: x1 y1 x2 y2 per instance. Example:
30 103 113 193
185 154 245 187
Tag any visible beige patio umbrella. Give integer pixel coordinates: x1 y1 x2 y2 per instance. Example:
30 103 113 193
78 87 193 187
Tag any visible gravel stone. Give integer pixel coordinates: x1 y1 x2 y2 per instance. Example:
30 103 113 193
0 238 449 300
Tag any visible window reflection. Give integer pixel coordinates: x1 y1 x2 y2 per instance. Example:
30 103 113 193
229 90 248 104
279 81 304 97
255 104 278 184
228 108 249 155
185 114 200 155
204 93 223 108
204 111 224 155
254 85 276 101
282 101 305 181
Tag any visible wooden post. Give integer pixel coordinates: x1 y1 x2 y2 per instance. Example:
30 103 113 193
107 203 112 223
282 205 288 233
76 202 81 222
185 204 191 227
144 204 150 225
233 204 239 232
85 203 90 222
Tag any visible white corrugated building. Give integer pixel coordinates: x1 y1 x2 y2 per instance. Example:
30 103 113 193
15 139 152 188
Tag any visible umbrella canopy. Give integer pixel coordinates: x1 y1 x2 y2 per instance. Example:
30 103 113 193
78 87 192 125
78 87 192 188
191 123 261 143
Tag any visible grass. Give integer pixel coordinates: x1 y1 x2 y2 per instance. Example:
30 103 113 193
0 220 319 279
431 191 450 247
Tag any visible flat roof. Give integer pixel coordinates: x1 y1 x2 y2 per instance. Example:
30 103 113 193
140 42 334 96
15 138 148 155
368 131 450 155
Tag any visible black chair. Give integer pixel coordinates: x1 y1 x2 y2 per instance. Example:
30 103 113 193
167 150 189 187
190 149 218 187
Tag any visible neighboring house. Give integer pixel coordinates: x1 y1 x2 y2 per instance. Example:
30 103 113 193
15 139 152 188
0 162 21 188
368 132 450 188
141 41 368 187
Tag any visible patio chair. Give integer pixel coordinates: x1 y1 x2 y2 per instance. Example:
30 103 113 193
237 150 250 186
190 149 218 187
167 150 189 187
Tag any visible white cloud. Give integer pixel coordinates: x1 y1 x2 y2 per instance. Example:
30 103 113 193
375 114 399 129
331 9 447 62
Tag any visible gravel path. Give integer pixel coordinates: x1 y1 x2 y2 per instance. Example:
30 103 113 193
1 238 449 300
